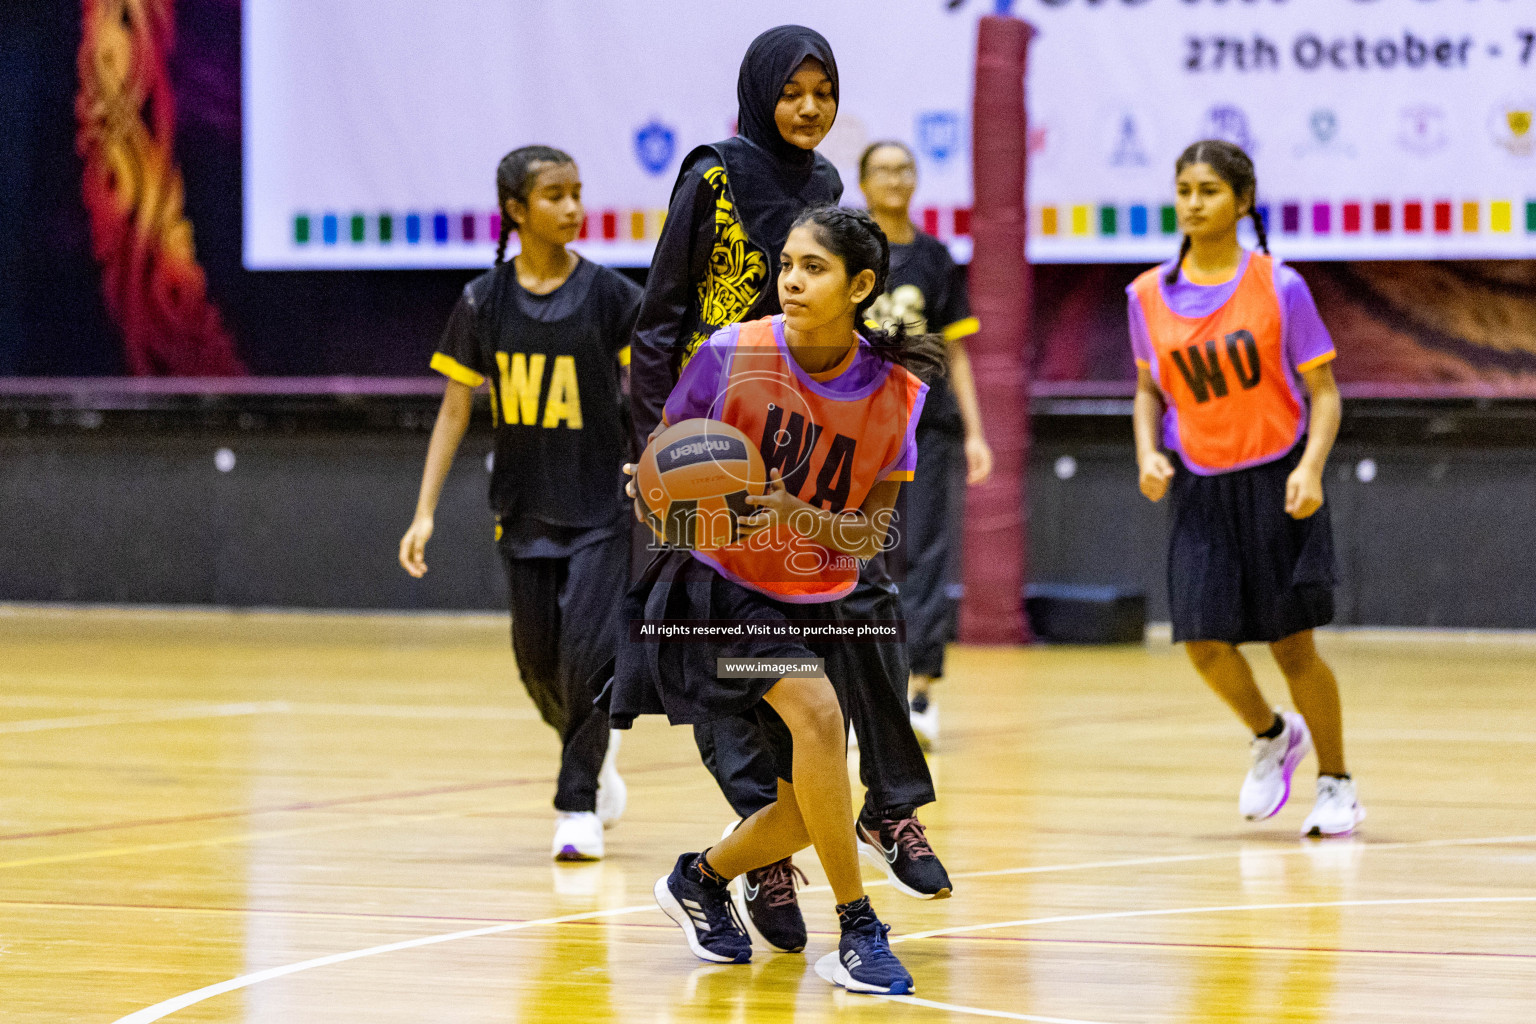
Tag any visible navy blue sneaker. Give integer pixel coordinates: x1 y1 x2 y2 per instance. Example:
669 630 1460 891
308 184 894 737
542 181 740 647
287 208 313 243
815 919 914 995
654 853 752 964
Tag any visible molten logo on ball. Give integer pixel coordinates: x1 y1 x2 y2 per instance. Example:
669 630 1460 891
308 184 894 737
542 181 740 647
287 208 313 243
638 419 766 550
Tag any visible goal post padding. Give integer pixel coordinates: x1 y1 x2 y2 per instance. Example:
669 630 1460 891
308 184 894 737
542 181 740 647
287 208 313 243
959 14 1035 645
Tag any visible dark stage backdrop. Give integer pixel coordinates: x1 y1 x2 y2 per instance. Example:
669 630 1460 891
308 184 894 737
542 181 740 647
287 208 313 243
5 1 1536 392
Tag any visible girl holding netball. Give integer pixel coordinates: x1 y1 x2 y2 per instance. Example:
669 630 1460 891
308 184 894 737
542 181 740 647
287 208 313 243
1129 139 1363 837
400 145 642 861
630 25 951 954
611 206 941 994
859 139 993 749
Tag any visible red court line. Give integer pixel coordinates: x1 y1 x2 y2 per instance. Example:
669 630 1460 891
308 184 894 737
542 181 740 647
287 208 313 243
0 899 519 926
0 761 698 844
18 897 1530 964
0 778 542 842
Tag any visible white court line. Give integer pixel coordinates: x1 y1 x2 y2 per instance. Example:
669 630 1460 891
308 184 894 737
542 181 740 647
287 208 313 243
0 700 540 732
282 702 539 721
892 895 1536 944
109 905 656 1024
106 832 1536 1024
0 702 289 734
1349 730 1536 744
884 996 1119 1024
821 833 1536 893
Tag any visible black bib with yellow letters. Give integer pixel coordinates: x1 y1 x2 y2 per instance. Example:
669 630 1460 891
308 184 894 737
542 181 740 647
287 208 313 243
437 257 639 529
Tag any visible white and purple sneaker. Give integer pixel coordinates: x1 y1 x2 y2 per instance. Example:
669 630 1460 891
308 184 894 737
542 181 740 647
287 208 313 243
1239 711 1312 821
1302 776 1366 838
552 811 603 861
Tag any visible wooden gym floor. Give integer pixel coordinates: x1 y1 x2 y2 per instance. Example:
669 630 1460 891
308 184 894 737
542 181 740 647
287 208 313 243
0 606 1532 1023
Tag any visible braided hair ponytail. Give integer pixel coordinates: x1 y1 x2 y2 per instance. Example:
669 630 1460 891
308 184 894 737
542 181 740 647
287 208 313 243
788 205 948 383
1165 139 1266 285
493 145 575 266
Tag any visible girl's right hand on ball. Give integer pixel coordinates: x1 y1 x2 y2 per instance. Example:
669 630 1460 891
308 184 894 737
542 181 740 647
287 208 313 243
1139 451 1175 503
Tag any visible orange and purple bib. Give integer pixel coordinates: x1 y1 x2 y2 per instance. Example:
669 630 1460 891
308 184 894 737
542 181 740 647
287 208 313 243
662 317 926 602
1128 252 1336 475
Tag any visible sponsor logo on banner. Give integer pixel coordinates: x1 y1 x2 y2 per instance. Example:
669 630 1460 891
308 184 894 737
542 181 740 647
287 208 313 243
1107 111 1150 168
1294 108 1355 158
916 111 961 164
634 119 677 176
1202 105 1256 153
1396 105 1449 156
1489 100 1535 157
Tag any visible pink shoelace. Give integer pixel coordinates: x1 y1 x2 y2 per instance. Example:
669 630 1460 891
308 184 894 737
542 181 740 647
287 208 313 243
886 817 935 859
752 858 809 908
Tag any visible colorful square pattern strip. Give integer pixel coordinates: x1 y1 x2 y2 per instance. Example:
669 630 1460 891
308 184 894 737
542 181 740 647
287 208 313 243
1032 198 1536 240
292 207 973 246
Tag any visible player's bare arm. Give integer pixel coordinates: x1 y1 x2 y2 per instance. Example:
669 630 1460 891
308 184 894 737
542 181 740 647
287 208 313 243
400 380 474 576
1287 362 1341 520
1133 365 1174 503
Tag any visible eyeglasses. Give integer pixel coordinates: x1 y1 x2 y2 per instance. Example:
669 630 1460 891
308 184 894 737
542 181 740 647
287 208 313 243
864 165 916 181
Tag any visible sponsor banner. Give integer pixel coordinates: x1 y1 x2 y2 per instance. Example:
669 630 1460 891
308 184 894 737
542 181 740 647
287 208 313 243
1027 0 1535 261
246 0 1534 269
243 0 975 269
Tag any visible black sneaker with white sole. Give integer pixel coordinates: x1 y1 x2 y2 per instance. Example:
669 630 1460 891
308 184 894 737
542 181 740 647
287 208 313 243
856 814 952 900
654 853 752 964
734 856 808 953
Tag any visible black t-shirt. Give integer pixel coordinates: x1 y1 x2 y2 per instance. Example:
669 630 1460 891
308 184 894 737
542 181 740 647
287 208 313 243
433 257 642 554
869 232 976 435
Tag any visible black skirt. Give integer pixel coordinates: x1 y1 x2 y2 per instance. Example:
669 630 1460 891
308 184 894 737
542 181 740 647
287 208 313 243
604 550 852 783
1168 441 1336 645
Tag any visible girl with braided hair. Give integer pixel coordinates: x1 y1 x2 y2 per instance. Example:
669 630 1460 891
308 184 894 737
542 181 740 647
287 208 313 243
1129 139 1364 837
400 145 642 861
611 206 938 994
627 25 955 959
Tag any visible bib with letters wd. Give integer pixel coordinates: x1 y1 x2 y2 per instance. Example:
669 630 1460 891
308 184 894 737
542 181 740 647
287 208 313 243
1130 252 1333 475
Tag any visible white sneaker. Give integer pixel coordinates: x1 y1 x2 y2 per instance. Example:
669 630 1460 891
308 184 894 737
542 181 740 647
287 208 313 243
552 811 604 861
1239 711 1312 821
909 696 938 752
1302 776 1366 838
595 730 626 829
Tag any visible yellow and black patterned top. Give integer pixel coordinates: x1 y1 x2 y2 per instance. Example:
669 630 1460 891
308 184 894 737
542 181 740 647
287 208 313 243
687 164 768 364
628 139 842 449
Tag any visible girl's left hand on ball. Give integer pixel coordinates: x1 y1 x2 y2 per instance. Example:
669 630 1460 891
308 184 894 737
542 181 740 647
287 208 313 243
1285 464 1325 519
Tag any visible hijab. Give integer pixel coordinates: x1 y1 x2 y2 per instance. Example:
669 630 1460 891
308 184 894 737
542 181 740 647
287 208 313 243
734 25 839 168
673 25 843 319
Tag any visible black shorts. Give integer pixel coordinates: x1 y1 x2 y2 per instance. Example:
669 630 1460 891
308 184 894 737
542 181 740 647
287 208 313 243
605 550 851 783
1168 441 1336 645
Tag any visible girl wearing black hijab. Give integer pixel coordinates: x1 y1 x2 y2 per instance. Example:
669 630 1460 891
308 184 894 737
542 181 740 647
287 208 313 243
628 23 949 973
631 23 843 431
